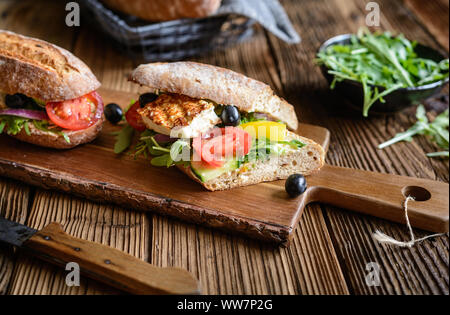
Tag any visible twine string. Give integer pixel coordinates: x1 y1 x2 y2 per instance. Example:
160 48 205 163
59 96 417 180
373 196 446 248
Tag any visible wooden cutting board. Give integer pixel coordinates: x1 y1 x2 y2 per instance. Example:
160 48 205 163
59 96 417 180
0 88 448 245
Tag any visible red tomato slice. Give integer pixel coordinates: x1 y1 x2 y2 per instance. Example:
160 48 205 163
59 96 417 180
225 126 251 157
46 91 104 131
193 137 221 167
125 101 146 132
192 127 252 168
202 135 232 168
192 136 203 162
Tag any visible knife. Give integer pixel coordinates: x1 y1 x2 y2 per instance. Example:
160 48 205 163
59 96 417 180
0 217 201 295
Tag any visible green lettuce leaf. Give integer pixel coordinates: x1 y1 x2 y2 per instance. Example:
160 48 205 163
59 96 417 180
114 124 135 154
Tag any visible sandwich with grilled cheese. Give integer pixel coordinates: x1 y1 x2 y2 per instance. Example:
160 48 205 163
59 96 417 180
115 62 325 191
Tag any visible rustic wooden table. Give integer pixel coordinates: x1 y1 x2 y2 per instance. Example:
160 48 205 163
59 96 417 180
0 0 448 295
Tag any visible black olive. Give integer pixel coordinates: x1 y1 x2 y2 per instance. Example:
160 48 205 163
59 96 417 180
221 105 241 126
5 93 29 108
104 103 123 124
139 93 159 108
285 174 307 197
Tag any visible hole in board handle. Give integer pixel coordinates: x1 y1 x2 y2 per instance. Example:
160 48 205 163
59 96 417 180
402 186 432 202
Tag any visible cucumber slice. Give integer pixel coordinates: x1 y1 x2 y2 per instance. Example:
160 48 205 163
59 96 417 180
191 159 238 183
33 98 46 107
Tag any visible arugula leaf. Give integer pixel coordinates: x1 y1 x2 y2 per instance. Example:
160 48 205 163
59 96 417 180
240 112 267 124
132 130 157 158
170 140 190 161
238 137 306 167
378 105 449 158
277 139 306 149
359 29 414 87
427 151 449 158
150 155 170 167
131 130 190 168
114 124 135 154
63 133 70 144
32 120 70 143
124 99 136 115
24 122 31 136
0 116 71 143
0 120 5 134
0 116 29 135
149 139 190 168
316 28 449 116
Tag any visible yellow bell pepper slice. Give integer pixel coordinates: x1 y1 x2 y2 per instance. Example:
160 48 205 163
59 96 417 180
240 121 286 142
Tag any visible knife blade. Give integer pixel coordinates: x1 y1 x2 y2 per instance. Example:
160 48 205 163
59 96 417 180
0 217 37 247
0 217 200 295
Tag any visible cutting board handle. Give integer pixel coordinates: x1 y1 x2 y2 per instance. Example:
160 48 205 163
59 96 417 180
23 223 201 295
305 165 449 233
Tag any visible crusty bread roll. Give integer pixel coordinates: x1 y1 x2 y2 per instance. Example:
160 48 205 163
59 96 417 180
102 0 222 22
0 30 100 102
0 30 103 149
178 131 325 191
130 62 299 130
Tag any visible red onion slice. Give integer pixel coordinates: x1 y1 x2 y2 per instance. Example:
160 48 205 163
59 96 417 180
154 133 177 143
0 108 49 121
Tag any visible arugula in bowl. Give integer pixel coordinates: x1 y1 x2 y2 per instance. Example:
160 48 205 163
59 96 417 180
317 28 449 116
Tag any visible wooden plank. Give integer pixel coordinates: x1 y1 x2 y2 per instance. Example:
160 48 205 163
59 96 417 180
404 0 449 52
7 190 150 294
152 203 349 294
0 0 76 47
307 165 448 233
265 0 449 294
71 23 140 94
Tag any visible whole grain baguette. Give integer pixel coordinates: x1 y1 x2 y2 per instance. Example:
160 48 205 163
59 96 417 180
102 0 221 22
10 117 104 149
177 131 325 191
0 30 100 102
130 62 299 130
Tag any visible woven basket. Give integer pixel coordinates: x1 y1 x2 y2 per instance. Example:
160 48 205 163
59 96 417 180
80 0 256 61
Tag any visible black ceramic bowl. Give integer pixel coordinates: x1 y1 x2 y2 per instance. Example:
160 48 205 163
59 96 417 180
318 34 449 115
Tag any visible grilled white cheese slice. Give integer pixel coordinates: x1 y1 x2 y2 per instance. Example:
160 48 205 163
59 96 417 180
138 93 220 138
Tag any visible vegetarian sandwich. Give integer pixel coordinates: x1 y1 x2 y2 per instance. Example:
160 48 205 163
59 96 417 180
116 62 325 191
0 30 104 149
